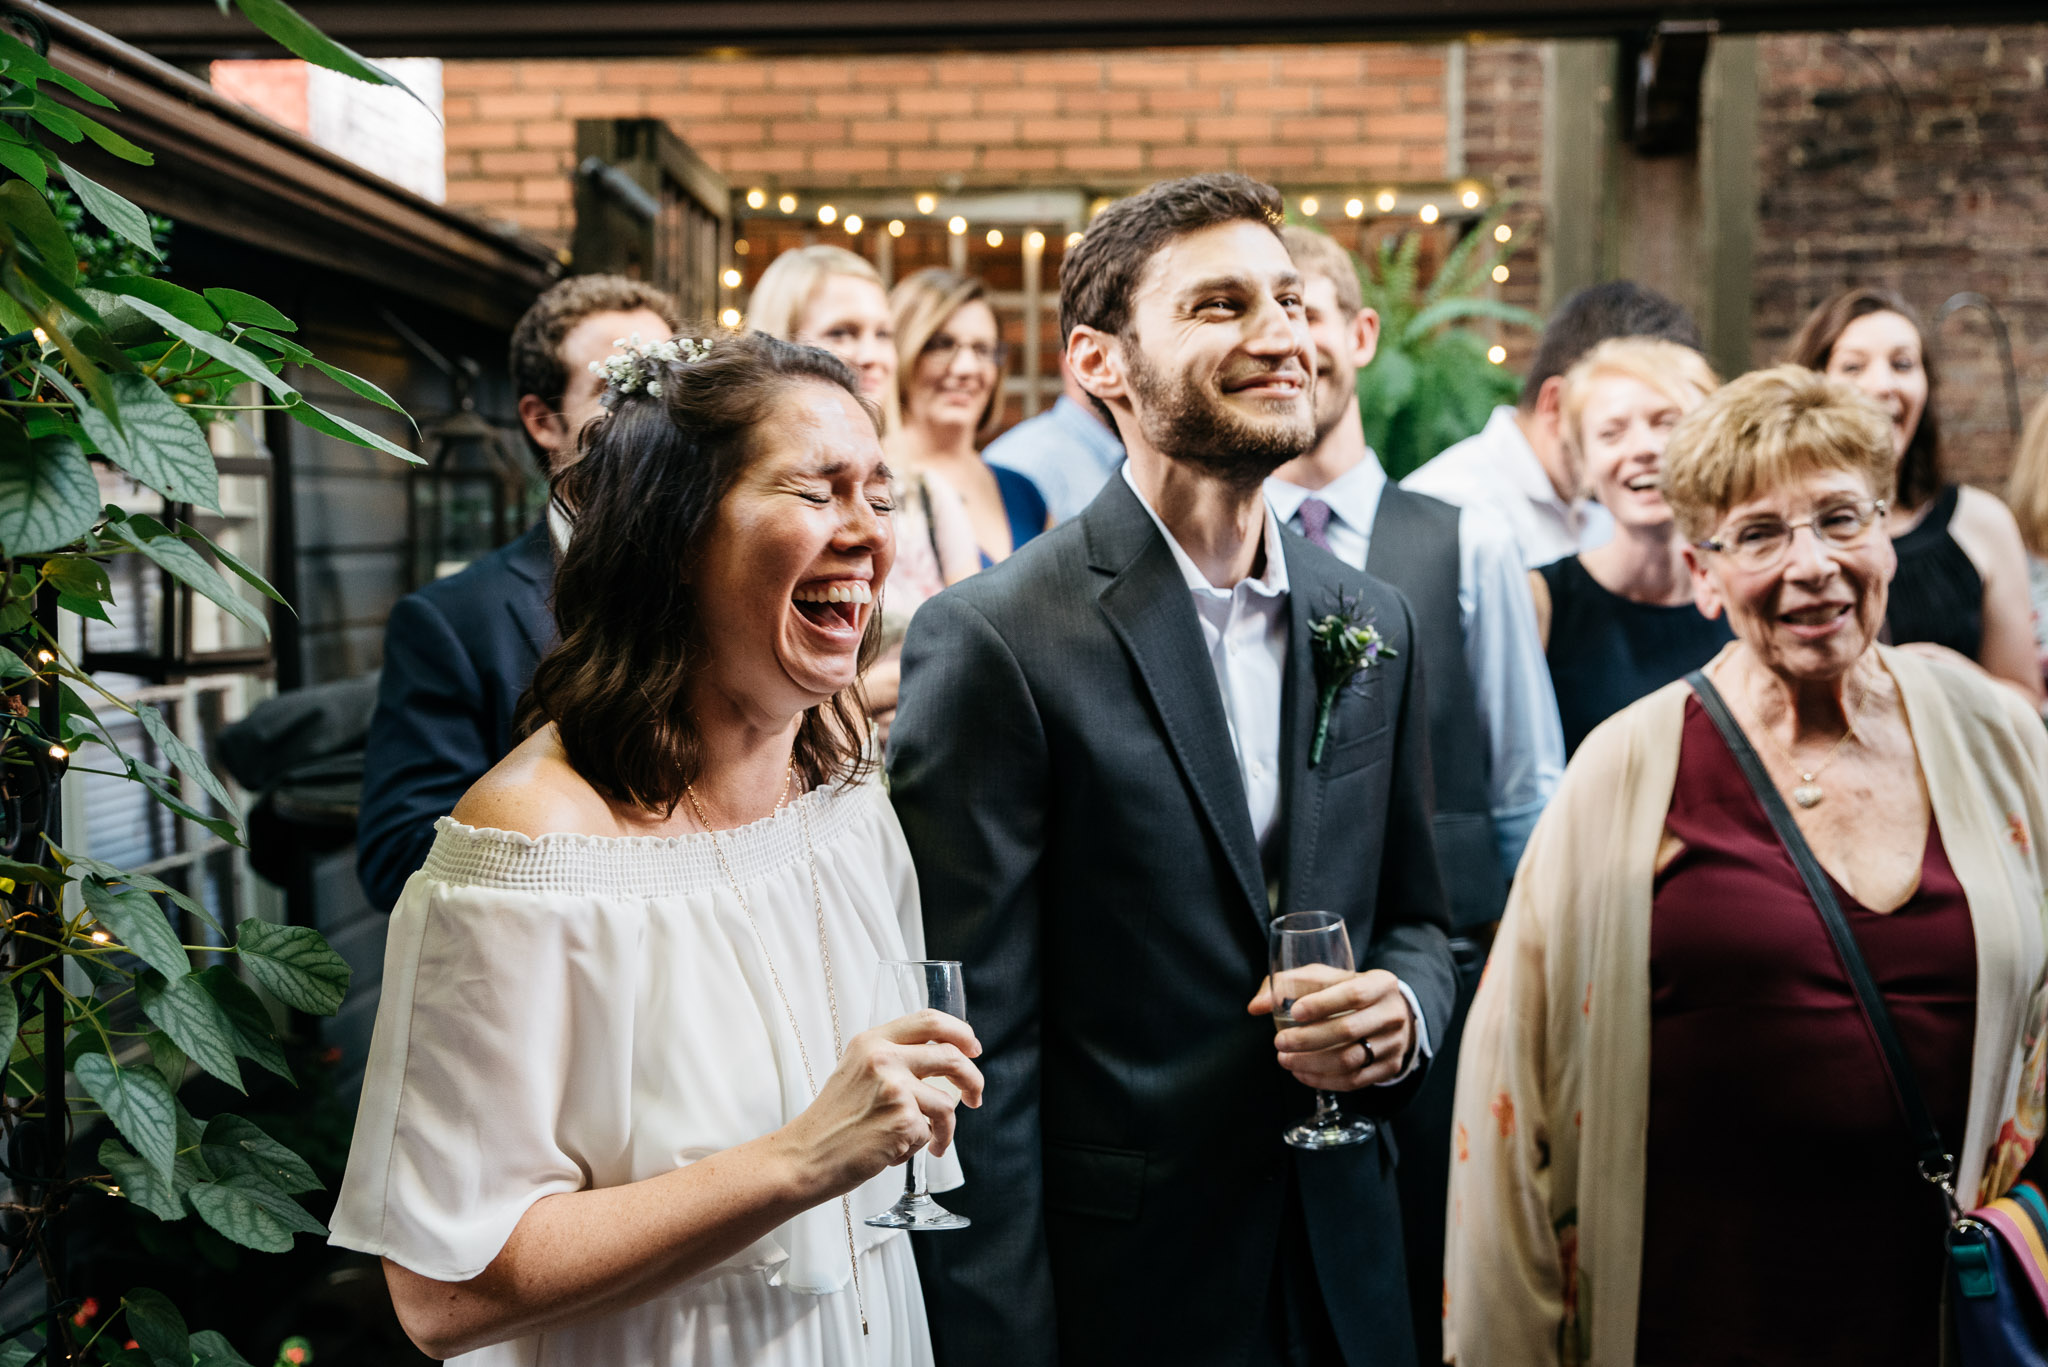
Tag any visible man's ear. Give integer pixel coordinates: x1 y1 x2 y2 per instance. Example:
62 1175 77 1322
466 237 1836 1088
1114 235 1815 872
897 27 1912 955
517 393 567 459
1531 374 1566 423
1351 307 1382 370
1066 326 1128 412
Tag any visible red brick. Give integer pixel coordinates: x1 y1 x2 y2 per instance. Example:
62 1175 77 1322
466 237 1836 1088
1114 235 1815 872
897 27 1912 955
446 119 518 150
1400 144 1448 172
816 90 893 116
896 146 977 173
1233 86 1316 113
1063 144 1145 171
476 91 557 120
1193 114 1275 141
1277 51 1369 81
524 60 603 91
773 59 853 89
937 57 1023 87
518 120 576 149
689 62 771 89
728 90 815 116
478 149 565 175
851 118 935 144
600 60 688 89
1279 115 1366 141
444 61 519 92
982 146 1063 173
979 87 1063 115
1107 59 1189 88
561 92 644 118
935 117 1022 145
1320 141 1404 170
642 91 728 118
443 178 507 205
1236 143 1320 169
1064 89 1146 114
726 146 810 174
1146 87 1225 112
898 88 978 116
441 93 479 122
1193 57 1274 85
1367 111 1449 138
767 119 845 143
1017 57 1105 86
1020 116 1105 143
1320 84 1406 111
1402 81 1446 108
810 146 892 173
519 175 572 204
1107 115 1190 142
1147 143 1235 171
853 59 937 89
683 120 771 145
1362 55 1445 78
506 205 569 233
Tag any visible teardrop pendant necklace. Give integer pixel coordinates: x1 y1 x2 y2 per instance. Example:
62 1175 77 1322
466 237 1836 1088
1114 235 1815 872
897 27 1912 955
1761 682 1861 809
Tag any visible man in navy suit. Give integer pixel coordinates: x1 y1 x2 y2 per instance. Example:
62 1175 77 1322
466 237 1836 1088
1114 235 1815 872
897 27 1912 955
356 275 681 911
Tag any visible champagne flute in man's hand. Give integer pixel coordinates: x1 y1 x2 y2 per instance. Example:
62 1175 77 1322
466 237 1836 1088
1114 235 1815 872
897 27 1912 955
1269 911 1377 1150
864 959 972 1230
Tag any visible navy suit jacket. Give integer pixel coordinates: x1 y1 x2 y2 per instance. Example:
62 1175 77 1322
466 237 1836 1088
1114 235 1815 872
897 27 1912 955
356 522 554 911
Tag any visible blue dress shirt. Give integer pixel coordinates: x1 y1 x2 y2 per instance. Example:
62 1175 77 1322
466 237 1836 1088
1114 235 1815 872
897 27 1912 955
984 396 1126 525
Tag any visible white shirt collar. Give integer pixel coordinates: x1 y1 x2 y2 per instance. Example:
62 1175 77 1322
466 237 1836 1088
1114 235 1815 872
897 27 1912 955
1481 407 1572 513
1265 451 1388 538
1122 462 1289 600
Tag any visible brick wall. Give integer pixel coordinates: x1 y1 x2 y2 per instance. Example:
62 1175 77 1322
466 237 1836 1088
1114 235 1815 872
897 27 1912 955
442 44 1455 245
1753 25 2048 485
1459 41 1547 367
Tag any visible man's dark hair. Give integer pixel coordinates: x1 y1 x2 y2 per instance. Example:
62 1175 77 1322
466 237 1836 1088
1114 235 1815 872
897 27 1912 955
519 330 881 812
1058 174 1285 423
508 273 686 409
1785 284 1942 511
1519 281 1703 413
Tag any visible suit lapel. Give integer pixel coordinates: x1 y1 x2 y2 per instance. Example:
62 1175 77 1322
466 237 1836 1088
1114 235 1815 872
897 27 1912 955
1276 534 1328 918
1086 479 1270 926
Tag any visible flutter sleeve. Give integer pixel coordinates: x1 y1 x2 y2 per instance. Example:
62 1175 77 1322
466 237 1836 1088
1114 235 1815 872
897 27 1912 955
328 875 642 1281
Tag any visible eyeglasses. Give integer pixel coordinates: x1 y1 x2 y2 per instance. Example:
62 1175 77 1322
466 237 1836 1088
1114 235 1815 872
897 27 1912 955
1694 497 1888 571
921 334 1007 369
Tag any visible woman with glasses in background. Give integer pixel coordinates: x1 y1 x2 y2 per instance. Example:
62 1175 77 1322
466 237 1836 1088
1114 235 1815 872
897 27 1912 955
1446 365 2048 1367
888 268 1048 566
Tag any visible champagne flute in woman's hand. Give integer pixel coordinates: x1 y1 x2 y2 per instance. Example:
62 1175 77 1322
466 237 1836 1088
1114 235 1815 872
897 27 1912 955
864 959 972 1230
1270 911 1377 1150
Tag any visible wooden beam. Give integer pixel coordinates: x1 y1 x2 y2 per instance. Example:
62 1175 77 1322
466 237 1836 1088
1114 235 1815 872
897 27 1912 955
61 0 2048 60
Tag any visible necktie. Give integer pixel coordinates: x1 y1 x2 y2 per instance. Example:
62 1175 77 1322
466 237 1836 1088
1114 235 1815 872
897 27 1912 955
1296 497 1334 551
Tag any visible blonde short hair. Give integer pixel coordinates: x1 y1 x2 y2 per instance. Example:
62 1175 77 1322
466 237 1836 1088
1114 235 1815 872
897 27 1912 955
1557 337 1720 475
746 245 882 340
1661 364 1898 542
2007 392 2048 558
1279 226 1362 316
891 267 1003 442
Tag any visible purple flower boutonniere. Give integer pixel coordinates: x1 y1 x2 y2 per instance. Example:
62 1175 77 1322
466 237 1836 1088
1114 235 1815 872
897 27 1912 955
1309 596 1395 767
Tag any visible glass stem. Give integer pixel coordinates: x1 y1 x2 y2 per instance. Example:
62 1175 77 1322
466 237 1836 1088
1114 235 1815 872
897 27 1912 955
1313 1091 1343 1128
904 1149 925 1200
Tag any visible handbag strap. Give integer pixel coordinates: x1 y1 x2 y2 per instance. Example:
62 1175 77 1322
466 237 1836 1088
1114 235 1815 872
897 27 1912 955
1685 669 1959 1209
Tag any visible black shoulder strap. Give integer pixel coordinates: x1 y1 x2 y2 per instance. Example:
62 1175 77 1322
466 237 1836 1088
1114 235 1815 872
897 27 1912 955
1684 669 1958 1200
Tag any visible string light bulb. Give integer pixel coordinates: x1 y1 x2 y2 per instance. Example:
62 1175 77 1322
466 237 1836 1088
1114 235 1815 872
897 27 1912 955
1420 203 1440 224
986 228 1003 247
844 214 863 234
778 194 797 214
1300 196 1320 217
720 307 743 328
1065 231 1082 248
1375 190 1396 212
734 239 750 256
948 216 967 236
1343 198 1364 219
1491 264 1510 283
89 929 109 944
721 268 742 288
1487 345 1508 364
917 194 937 214
1026 230 1045 251
817 204 838 225
48 743 66 761
1494 224 1512 243
35 650 52 664
888 219 905 237
1461 188 1481 209
746 188 766 209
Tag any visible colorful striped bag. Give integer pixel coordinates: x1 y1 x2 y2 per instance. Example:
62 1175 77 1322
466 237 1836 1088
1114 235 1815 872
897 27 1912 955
1953 1182 2048 1366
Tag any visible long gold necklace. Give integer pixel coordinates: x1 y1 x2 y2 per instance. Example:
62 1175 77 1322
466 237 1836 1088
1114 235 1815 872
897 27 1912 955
683 772 868 1336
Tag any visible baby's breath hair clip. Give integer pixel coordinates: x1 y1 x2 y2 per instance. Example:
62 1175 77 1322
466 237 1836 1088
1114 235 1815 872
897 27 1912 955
591 333 712 408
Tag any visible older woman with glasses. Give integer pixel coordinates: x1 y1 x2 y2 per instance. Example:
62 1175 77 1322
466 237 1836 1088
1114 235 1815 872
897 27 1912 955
1445 366 2048 1367
889 268 1047 565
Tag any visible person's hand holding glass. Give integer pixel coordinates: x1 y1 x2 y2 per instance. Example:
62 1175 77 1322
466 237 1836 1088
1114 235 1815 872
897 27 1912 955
865 959 974 1230
1251 910 1418 1150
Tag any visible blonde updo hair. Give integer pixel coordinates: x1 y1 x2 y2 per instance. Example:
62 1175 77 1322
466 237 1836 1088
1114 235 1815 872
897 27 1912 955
747 245 897 431
1557 337 1720 475
1660 364 1898 543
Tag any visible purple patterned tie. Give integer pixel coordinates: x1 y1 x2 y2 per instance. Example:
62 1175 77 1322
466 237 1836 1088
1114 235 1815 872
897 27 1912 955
1296 497 1334 551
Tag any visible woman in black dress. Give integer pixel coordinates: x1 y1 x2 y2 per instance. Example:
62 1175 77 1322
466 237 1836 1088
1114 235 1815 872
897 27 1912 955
1530 338 1729 755
1788 286 2043 707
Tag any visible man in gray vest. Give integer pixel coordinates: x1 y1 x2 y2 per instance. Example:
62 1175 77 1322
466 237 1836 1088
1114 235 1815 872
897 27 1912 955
1266 225 1564 1367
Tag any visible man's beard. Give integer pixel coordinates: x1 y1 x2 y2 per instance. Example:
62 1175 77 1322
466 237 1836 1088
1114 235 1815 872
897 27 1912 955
1124 339 1317 494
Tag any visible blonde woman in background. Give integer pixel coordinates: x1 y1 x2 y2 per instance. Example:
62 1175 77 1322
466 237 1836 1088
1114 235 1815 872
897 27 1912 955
1529 337 1727 754
889 268 1048 565
749 246 978 738
2003 390 2048 698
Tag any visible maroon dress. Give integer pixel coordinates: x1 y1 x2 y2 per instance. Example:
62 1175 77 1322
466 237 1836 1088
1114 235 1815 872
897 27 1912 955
1635 697 1977 1367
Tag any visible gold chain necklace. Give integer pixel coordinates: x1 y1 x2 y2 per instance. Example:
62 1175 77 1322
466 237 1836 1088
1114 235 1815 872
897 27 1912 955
1756 679 1861 809
683 775 868 1337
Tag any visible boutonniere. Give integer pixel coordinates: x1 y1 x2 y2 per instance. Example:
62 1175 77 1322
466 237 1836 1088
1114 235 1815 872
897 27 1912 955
1309 595 1395 767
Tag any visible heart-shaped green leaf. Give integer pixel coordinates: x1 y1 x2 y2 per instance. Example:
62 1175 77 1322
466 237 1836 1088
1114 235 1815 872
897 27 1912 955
188 1173 326 1253
76 373 221 511
99 1138 183 1221
0 434 99 556
75 1055 176 1181
120 1288 188 1366
137 970 243 1092
200 1115 319 1195
193 967 291 1083
235 921 349 1015
81 878 189 980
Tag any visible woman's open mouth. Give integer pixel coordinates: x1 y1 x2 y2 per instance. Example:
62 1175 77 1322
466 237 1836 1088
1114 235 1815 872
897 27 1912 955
792 579 873 635
1778 601 1853 639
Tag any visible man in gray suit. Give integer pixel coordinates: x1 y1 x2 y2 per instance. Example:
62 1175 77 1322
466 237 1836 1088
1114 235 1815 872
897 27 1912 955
890 174 1456 1367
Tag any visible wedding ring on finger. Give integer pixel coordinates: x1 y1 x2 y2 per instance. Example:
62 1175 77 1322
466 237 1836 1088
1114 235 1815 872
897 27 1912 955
1361 1040 1376 1068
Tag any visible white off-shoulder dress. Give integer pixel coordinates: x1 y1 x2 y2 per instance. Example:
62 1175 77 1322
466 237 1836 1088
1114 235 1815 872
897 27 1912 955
329 779 959 1367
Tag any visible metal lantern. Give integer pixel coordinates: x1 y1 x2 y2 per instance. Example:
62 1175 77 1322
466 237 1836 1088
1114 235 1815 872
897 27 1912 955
409 366 540 585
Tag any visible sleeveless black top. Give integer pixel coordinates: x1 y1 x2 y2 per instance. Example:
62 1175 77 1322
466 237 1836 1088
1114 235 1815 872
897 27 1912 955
1883 484 1983 661
1538 555 1735 757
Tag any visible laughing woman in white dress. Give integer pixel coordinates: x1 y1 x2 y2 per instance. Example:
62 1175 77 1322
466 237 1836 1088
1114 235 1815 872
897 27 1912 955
329 330 983 1366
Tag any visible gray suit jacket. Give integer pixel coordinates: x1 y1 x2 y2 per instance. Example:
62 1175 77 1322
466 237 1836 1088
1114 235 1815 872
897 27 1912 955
889 473 1455 1367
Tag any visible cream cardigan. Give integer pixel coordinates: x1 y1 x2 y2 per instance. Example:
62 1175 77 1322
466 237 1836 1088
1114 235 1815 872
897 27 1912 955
1444 645 2048 1366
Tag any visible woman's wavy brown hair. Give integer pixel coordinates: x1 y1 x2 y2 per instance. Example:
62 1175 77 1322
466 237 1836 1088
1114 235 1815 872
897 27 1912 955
1784 285 1943 512
518 328 884 813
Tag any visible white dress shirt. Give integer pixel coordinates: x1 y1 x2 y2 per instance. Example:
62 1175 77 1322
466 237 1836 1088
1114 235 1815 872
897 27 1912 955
1122 465 1431 1074
1267 456 1565 878
1403 405 1613 568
